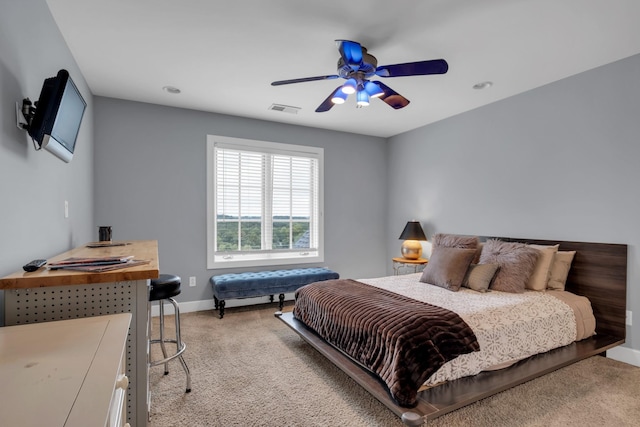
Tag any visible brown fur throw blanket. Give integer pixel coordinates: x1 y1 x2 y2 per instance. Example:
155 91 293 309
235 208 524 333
293 279 480 407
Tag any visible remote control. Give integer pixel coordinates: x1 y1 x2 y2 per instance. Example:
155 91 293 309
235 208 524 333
23 259 47 272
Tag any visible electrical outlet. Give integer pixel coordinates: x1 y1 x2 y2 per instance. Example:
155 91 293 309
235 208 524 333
626 310 632 326
64 200 69 218
189 276 196 287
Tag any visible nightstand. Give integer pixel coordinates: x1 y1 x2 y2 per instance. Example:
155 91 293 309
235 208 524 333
392 257 428 275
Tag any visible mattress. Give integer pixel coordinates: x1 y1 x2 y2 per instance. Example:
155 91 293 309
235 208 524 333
359 273 596 386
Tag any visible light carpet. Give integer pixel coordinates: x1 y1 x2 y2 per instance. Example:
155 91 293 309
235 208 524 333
148 304 640 427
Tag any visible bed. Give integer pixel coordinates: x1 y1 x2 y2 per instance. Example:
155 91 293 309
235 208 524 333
277 236 627 425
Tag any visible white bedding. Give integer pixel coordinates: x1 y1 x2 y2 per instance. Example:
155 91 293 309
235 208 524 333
360 273 594 386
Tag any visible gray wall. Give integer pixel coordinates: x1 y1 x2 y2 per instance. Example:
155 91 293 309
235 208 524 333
93 97 388 304
0 0 94 321
387 54 640 351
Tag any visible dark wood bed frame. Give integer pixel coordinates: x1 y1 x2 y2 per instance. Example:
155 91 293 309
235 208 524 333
277 237 627 426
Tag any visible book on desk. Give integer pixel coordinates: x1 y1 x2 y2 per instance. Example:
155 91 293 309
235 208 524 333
47 255 150 272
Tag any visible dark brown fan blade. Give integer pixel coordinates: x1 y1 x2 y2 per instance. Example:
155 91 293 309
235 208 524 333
315 86 344 112
271 75 339 86
374 81 410 109
375 59 448 77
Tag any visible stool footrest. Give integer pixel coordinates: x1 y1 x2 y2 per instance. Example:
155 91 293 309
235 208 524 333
149 341 186 367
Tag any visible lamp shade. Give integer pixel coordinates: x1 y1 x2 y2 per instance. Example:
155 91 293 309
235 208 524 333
364 81 384 98
356 90 370 106
331 90 348 104
398 221 427 241
341 78 357 95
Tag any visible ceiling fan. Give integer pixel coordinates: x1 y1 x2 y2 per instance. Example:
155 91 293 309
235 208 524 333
271 40 448 112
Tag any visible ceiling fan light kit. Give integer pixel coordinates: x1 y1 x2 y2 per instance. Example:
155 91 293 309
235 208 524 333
271 40 448 113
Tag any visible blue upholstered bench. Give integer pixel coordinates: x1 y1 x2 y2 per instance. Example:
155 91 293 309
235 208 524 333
210 267 339 318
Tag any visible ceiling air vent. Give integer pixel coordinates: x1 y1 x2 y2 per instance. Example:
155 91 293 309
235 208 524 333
268 104 301 114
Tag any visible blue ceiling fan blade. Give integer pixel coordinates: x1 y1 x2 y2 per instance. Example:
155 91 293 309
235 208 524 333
376 59 448 77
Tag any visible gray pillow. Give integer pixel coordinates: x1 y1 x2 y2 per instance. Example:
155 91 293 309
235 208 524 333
462 263 499 292
479 239 540 293
432 233 479 249
420 247 476 292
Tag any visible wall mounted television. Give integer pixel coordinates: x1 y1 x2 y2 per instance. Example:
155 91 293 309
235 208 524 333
28 69 87 163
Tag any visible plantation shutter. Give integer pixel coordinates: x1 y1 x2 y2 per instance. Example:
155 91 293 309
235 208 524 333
213 141 320 262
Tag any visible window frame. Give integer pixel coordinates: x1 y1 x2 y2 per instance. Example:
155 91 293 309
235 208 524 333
206 135 324 269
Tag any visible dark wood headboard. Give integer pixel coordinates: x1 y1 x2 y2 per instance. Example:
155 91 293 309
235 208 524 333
480 236 627 340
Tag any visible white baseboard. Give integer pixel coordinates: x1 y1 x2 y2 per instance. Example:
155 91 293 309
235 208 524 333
150 293 296 317
607 345 640 367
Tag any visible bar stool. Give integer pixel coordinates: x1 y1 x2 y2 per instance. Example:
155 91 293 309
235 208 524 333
149 274 191 393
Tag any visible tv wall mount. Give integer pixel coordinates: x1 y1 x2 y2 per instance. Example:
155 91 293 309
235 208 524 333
16 98 41 150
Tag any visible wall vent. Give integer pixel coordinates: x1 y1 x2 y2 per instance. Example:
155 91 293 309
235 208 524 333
268 104 301 114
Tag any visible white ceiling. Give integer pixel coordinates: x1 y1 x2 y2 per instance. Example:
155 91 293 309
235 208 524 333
46 0 640 138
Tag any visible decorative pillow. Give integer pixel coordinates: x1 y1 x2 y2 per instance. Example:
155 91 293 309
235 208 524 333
419 247 477 292
479 239 540 293
526 244 559 291
432 234 479 249
462 263 499 292
547 251 576 291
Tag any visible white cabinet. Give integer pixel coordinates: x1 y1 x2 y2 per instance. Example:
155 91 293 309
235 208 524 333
0 314 131 427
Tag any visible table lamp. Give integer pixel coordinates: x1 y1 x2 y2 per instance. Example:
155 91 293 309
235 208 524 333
398 221 427 260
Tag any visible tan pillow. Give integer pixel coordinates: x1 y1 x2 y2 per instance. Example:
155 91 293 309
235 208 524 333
526 244 559 291
420 247 476 292
547 251 576 291
462 263 499 292
479 239 540 293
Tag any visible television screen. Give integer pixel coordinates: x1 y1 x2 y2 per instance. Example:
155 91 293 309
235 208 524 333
28 69 86 163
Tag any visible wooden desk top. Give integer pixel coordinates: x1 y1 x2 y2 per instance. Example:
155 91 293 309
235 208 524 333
0 240 159 290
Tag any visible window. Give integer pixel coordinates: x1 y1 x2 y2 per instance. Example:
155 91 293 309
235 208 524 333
207 135 324 269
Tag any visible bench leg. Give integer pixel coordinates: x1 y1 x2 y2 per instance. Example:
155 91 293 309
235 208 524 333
219 300 225 319
214 296 219 310
278 293 285 311
269 295 274 303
